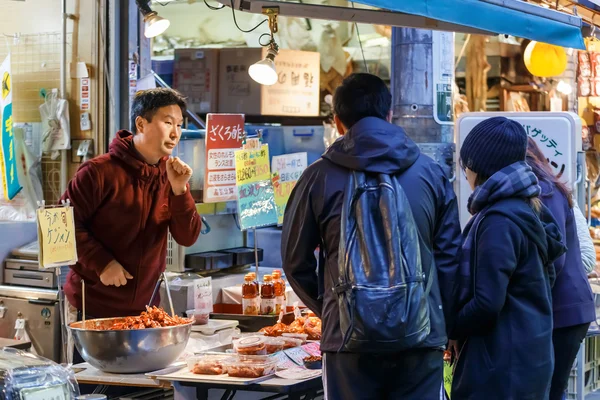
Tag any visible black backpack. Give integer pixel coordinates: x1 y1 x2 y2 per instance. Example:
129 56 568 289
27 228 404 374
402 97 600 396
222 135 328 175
333 171 432 352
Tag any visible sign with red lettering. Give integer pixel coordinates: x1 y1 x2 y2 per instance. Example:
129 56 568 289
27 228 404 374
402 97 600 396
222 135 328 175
203 113 244 203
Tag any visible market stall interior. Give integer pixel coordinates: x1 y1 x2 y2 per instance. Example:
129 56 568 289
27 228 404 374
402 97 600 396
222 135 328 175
5 0 600 398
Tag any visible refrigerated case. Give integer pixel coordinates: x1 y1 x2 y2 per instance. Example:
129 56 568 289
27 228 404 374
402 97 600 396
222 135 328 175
0 286 61 362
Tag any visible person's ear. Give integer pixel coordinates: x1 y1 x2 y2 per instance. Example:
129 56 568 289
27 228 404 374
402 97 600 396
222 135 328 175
334 115 348 136
135 116 146 135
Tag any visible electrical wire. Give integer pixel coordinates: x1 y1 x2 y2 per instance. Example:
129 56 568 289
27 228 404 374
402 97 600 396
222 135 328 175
230 0 268 33
204 0 225 11
351 2 369 73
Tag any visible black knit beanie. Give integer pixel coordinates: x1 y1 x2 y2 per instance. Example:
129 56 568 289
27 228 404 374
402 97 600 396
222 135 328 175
460 116 528 178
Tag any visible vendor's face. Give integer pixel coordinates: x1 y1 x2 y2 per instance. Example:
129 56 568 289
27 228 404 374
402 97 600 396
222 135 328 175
135 105 183 162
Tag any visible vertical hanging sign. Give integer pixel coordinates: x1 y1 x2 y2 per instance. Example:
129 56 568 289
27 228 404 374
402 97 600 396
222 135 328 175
0 54 21 200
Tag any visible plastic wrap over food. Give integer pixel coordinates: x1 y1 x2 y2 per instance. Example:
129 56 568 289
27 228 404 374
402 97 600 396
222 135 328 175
0 348 80 400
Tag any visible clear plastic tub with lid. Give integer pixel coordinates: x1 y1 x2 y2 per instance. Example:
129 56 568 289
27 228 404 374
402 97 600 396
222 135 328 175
187 354 233 375
263 337 285 354
234 336 267 356
224 355 277 379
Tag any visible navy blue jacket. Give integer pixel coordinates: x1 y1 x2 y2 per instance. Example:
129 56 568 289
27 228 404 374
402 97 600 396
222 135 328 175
539 181 595 329
281 117 462 352
452 198 565 399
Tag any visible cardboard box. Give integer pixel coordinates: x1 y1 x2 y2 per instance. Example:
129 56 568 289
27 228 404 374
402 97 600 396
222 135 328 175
173 49 219 114
218 48 320 116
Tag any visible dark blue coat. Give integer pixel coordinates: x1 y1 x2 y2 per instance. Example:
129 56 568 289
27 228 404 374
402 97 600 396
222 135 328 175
281 117 462 352
539 181 595 329
452 198 565 399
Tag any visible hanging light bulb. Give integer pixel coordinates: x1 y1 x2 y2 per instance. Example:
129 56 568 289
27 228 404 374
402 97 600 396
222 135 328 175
136 0 170 38
249 43 279 86
249 7 280 86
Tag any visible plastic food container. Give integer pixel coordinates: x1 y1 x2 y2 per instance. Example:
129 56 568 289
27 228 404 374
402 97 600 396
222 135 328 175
282 333 308 344
186 309 209 325
232 331 265 342
280 336 303 349
234 336 267 356
187 354 233 375
263 337 285 354
224 356 277 378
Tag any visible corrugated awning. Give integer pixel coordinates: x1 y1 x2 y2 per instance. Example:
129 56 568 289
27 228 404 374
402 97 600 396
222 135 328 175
350 0 586 49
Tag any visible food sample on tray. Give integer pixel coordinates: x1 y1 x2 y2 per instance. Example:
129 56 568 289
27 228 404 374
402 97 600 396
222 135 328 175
104 306 192 330
187 354 232 375
225 356 277 378
259 315 322 340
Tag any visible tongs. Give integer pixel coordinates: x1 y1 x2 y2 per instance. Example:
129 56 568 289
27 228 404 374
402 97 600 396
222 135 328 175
149 272 176 317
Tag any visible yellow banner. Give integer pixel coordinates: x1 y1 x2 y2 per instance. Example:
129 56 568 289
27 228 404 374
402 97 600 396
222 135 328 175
235 145 271 185
37 206 78 268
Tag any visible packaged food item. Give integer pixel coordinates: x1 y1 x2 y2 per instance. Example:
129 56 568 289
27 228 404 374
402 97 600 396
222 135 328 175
234 336 267 356
248 272 259 292
593 77 600 97
580 51 592 77
282 332 308 344
272 270 287 314
583 125 593 151
304 316 322 340
242 274 260 316
260 275 276 315
232 331 265 341
225 357 278 378
579 77 592 97
186 309 209 325
591 52 600 77
187 354 232 375
280 336 303 349
264 337 285 354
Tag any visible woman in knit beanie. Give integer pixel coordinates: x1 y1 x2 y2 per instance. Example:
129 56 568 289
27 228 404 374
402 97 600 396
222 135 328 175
450 117 566 399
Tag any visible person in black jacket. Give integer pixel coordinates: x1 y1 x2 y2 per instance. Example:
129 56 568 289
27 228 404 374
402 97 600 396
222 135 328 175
526 138 595 400
281 73 462 400
451 117 566 399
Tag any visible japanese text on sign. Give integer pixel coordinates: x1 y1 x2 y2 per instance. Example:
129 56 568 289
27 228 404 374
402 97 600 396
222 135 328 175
36 206 77 268
235 144 278 230
272 153 307 225
204 113 244 203
523 124 566 177
235 147 271 185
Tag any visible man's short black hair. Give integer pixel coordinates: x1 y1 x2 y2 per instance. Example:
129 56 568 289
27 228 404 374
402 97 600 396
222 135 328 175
333 73 392 129
130 88 187 133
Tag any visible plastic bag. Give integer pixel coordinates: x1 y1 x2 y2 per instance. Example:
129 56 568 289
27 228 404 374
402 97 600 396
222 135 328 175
0 347 80 400
39 89 70 159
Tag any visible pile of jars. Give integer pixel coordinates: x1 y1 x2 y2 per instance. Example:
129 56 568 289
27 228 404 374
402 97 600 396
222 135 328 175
242 270 286 315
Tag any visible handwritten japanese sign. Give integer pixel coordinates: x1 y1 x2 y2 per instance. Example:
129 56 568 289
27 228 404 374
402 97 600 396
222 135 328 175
235 145 278 230
203 113 244 203
272 152 307 225
0 55 21 200
37 206 77 268
261 50 320 117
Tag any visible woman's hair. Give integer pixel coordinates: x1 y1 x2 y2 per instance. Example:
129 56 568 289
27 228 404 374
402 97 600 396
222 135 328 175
526 137 573 208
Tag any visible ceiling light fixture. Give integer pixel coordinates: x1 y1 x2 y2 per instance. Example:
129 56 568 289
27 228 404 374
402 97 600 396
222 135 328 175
249 7 280 86
136 0 171 38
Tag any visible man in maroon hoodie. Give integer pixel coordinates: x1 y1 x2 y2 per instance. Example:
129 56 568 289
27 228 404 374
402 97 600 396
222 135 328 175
60 88 201 319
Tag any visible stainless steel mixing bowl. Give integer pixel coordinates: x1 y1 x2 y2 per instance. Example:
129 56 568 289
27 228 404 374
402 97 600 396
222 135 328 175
69 317 192 374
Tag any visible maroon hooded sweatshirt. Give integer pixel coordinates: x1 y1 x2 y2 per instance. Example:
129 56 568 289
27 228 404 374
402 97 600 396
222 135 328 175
61 131 201 318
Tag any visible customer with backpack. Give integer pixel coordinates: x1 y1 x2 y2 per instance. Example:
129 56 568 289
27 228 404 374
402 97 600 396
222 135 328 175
281 73 462 400
526 138 595 400
451 117 566 399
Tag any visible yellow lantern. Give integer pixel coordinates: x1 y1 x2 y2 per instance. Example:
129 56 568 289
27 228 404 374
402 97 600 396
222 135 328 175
524 41 568 77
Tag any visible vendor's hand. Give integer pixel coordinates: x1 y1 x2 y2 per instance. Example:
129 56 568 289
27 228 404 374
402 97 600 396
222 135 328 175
167 157 193 196
100 260 133 287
